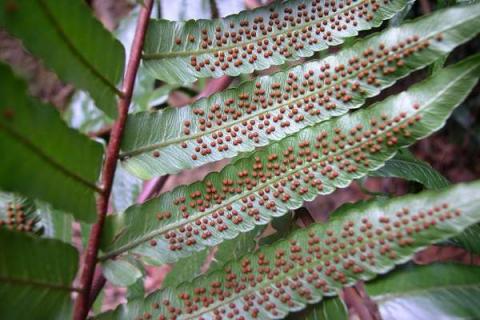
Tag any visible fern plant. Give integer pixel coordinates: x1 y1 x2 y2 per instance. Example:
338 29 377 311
0 1 479 320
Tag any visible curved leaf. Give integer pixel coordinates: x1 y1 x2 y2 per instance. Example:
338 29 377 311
0 192 43 235
0 192 73 242
103 259 143 287
366 263 480 320
0 230 78 320
286 297 348 320
0 0 125 117
0 64 103 223
122 3 480 178
369 149 449 190
143 0 411 84
99 55 480 265
448 223 480 255
96 179 480 320
157 225 264 288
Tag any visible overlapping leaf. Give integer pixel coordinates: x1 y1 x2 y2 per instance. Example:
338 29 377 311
285 297 348 320
0 0 125 117
96 180 480 320
366 263 480 320
0 191 73 242
0 192 42 235
369 149 449 189
99 55 480 266
0 230 78 320
0 64 103 223
143 0 411 84
122 3 480 178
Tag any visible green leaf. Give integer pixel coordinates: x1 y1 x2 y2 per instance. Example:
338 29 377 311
0 64 103 223
122 3 480 178
96 179 480 320
35 201 73 243
369 149 449 190
111 166 143 213
63 91 113 135
366 263 480 320
162 225 265 288
103 259 143 287
0 191 73 242
0 230 78 320
286 297 348 320
0 0 125 117
162 248 209 288
99 54 480 266
0 192 43 235
143 0 411 84
449 223 480 255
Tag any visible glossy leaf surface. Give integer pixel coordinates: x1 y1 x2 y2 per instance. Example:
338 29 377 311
366 263 480 320
0 0 125 117
285 297 348 320
370 149 449 189
99 55 480 265
0 64 103 223
96 180 480 320
143 0 411 84
0 230 78 320
122 4 480 178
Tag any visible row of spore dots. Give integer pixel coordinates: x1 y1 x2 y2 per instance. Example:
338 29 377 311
171 0 390 73
148 105 422 253
138 202 460 320
148 33 441 161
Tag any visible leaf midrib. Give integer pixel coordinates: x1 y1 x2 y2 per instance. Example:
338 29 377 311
102 62 474 260
0 122 102 194
182 219 463 319
143 0 371 59
0 275 81 292
36 0 123 97
122 21 460 158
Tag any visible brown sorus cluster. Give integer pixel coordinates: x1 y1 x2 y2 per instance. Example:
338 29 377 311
146 103 423 255
176 0 389 74
140 203 460 320
149 33 437 162
0 201 38 234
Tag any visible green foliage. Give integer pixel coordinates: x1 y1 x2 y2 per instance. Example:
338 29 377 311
286 297 348 320
0 0 125 117
370 149 450 189
0 192 73 242
0 230 78 320
96 180 480 319
0 64 103 223
121 4 480 178
1 1 480 319
366 263 480 319
142 0 411 84
99 55 480 266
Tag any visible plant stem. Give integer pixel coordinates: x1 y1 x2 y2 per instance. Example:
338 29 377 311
73 1 154 319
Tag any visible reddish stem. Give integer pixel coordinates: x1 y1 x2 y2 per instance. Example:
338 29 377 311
73 1 154 319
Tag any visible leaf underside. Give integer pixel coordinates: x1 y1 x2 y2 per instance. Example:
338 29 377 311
96 180 480 320
99 55 480 267
0 191 73 243
0 230 78 320
0 0 125 117
143 0 411 84
366 263 480 320
0 64 103 223
122 4 480 178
